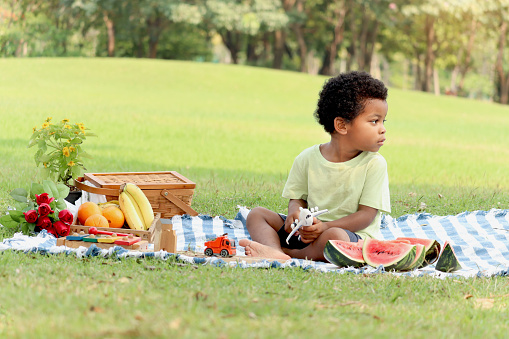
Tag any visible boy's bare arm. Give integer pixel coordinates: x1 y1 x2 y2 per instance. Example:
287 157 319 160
298 204 377 243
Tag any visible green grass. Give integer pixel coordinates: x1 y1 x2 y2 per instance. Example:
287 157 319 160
2 251 509 338
1 58 509 338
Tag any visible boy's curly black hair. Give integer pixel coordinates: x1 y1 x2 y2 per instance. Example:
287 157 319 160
314 71 388 134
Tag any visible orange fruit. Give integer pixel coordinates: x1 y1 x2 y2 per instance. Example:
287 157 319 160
102 206 125 228
84 214 109 228
78 202 102 225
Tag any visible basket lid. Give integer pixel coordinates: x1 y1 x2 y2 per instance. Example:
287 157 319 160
84 171 196 189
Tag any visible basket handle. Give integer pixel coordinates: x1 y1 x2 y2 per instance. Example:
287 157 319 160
160 189 198 216
74 177 120 197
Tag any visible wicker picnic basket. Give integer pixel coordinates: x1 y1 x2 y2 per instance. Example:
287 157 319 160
74 171 197 218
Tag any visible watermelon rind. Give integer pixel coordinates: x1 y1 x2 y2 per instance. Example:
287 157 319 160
399 244 426 271
396 237 441 267
435 241 462 273
324 240 365 268
362 239 417 271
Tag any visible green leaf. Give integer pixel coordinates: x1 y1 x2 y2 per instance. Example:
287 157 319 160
41 167 52 179
28 137 38 148
8 210 24 222
27 201 36 210
0 215 19 228
71 165 83 179
43 180 59 198
70 138 83 144
37 140 47 152
10 188 28 203
27 222 36 232
56 199 67 210
56 183 70 200
21 222 29 234
30 182 44 197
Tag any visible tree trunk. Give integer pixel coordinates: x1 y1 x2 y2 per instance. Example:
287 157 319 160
246 36 258 63
433 68 440 96
414 52 423 91
346 10 357 71
495 20 509 104
424 15 436 92
357 10 369 71
450 66 459 94
273 30 286 69
220 30 242 64
292 0 308 72
103 12 115 57
458 19 478 93
364 20 379 72
319 5 347 75
147 14 165 59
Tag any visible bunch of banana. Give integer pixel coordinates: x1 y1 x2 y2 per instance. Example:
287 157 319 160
118 183 154 230
98 200 120 210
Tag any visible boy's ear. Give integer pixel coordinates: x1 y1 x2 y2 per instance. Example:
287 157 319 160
334 117 348 135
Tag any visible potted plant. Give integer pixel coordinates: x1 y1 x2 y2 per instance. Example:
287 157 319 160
28 117 96 203
0 180 74 237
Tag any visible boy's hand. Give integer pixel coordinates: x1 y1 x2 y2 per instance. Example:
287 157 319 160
284 209 301 233
298 217 327 243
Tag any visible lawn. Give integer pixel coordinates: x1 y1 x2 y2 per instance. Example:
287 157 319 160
1 58 509 338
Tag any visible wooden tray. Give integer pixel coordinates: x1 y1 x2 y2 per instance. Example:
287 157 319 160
64 213 177 252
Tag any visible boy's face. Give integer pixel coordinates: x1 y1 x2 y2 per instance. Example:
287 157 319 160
345 99 388 153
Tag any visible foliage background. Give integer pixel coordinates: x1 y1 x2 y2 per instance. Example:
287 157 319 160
2 0 509 104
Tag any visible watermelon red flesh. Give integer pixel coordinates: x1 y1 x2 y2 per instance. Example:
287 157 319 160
324 240 365 268
435 241 462 273
362 239 417 271
395 237 441 266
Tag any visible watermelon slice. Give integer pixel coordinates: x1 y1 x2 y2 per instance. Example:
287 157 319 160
395 237 441 267
399 244 426 271
435 241 462 273
362 239 417 271
324 240 365 268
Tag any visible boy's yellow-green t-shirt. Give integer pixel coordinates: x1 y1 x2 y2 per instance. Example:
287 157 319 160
282 144 391 240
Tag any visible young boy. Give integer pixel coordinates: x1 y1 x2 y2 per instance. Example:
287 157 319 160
239 71 391 261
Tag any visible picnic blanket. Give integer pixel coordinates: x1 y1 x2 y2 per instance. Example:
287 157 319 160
2 207 509 278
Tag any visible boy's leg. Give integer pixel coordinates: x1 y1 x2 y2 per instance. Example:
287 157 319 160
239 207 291 260
283 227 351 261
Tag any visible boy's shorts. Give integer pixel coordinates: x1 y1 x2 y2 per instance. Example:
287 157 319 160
277 214 362 250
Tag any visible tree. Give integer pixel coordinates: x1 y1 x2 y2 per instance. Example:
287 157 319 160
202 0 288 64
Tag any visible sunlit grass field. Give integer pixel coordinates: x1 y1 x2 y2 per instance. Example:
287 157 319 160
1 58 509 219
1 58 509 338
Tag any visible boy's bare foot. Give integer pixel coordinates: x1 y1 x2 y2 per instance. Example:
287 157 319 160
239 239 291 260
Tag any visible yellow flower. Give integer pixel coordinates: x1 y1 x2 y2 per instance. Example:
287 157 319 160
61 119 69 123
69 146 76 152
67 161 75 167
78 124 86 131
64 124 71 129
33 126 37 133
62 147 70 157
43 162 48 168
45 117 52 122
42 122 50 129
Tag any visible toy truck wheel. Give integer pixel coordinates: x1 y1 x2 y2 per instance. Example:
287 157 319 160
205 248 213 256
220 249 229 257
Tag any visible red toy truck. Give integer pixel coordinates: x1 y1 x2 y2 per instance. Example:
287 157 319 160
204 233 236 257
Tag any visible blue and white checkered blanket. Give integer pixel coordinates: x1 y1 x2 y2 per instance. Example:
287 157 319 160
2 207 509 278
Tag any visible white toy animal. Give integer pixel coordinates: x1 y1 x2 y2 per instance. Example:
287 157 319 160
286 206 328 245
